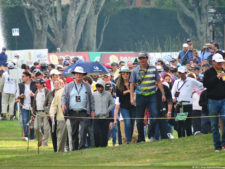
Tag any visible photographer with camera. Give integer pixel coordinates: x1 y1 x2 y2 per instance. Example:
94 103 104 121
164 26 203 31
171 66 203 138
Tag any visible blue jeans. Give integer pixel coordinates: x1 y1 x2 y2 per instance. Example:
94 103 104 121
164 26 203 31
136 94 158 142
120 107 136 143
208 98 225 149
112 123 118 145
21 109 31 138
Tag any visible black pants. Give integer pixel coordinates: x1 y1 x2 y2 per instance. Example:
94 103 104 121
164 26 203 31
69 111 88 150
192 110 202 133
48 118 57 152
175 104 192 138
86 119 95 148
94 119 110 147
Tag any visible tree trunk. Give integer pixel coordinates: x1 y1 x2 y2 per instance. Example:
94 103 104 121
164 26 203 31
82 0 106 51
174 0 209 47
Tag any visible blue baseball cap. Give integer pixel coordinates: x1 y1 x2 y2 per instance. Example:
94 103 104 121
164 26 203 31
2 47 6 50
186 38 192 43
36 78 45 84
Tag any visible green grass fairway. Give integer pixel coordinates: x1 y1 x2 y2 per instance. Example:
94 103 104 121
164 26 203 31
0 120 225 169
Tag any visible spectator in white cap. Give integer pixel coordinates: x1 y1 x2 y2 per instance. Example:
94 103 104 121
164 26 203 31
61 66 95 151
46 69 60 91
203 53 225 152
13 53 21 68
0 62 17 120
171 66 203 138
178 43 193 65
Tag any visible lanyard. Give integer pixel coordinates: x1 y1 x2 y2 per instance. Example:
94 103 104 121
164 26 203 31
177 80 187 91
74 82 83 96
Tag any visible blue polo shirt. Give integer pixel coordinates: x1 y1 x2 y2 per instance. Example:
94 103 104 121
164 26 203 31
178 50 193 65
0 52 8 67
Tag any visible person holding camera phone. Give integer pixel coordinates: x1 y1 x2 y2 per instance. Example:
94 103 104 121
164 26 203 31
171 66 203 138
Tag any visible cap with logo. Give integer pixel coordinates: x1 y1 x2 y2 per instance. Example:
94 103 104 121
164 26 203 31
182 43 188 48
71 66 87 75
50 69 60 75
178 66 187 73
212 53 225 63
36 78 45 84
119 66 131 73
138 52 148 58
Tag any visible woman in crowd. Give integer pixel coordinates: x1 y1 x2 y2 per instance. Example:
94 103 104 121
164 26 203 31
114 66 136 144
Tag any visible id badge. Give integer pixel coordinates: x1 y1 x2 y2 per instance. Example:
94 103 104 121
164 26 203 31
76 96 81 102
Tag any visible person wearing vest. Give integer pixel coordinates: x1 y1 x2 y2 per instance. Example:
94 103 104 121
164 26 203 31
0 62 17 120
17 71 37 141
32 78 50 147
130 52 166 142
203 53 225 152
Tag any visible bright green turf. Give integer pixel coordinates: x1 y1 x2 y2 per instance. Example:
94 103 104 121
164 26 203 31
0 120 225 169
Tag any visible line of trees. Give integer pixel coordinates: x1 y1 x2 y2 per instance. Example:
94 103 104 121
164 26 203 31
1 0 225 51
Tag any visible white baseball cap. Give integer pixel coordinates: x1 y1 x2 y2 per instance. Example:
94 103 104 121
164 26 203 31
50 69 60 75
178 66 187 73
71 66 87 75
182 43 188 48
212 53 225 63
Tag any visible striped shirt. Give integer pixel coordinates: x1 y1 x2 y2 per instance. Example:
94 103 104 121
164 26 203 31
130 65 160 96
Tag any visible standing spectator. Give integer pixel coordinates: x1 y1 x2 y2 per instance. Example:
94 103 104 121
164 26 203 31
203 53 225 152
49 80 67 152
207 47 216 65
93 79 114 147
17 71 37 141
171 66 203 138
0 62 17 120
46 69 60 91
61 66 95 150
44 80 62 152
111 62 119 80
33 79 50 147
178 43 193 65
199 89 211 134
114 66 135 144
191 49 201 64
200 44 211 62
0 47 7 67
130 52 166 142
214 43 223 55
119 61 125 68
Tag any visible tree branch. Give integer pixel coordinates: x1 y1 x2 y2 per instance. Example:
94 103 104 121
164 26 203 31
174 0 195 20
176 9 193 36
97 16 110 51
23 8 34 34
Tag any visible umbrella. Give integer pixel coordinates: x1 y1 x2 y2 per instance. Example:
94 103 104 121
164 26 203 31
62 61 109 76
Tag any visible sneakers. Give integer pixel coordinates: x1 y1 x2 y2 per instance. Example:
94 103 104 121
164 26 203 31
10 116 16 121
24 137 28 141
215 147 222 152
222 145 225 150
167 133 174 139
194 131 201 136
0 116 7 120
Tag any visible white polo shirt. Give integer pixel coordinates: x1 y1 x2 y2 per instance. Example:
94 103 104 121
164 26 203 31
36 88 46 111
171 77 203 104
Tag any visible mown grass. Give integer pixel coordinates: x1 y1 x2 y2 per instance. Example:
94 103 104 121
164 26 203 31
0 120 225 169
